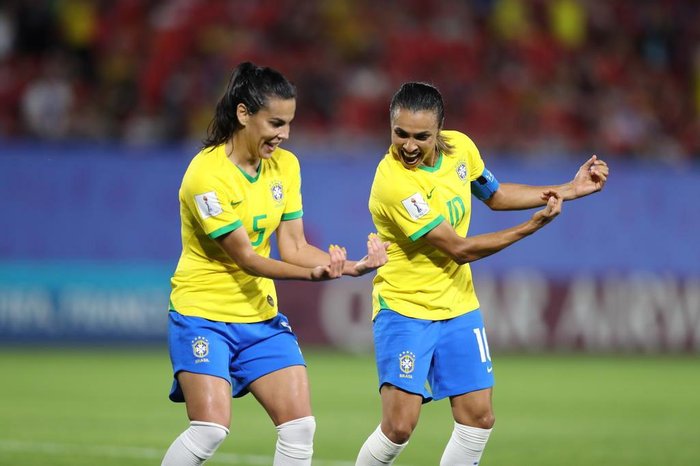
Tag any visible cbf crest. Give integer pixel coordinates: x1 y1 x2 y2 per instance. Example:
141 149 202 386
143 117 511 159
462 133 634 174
192 336 210 363
270 180 284 204
399 351 416 379
456 161 468 183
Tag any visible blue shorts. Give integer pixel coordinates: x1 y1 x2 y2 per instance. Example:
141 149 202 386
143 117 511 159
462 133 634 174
167 310 305 401
373 309 494 402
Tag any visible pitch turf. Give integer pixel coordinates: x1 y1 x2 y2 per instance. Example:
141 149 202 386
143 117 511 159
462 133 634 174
0 348 698 465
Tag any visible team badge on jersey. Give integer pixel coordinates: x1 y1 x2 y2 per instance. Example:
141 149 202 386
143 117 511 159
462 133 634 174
191 336 210 363
456 161 468 182
194 192 223 219
401 193 429 220
270 180 284 203
399 351 416 378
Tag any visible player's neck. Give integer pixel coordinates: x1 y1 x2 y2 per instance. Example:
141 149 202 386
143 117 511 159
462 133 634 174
225 140 260 176
421 150 438 168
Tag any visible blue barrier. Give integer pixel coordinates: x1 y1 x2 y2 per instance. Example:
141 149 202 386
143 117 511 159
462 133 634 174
1 144 698 348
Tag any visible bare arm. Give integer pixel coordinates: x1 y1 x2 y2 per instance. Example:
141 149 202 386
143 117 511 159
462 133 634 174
217 225 345 281
425 191 562 264
484 155 609 210
276 218 388 277
276 218 337 266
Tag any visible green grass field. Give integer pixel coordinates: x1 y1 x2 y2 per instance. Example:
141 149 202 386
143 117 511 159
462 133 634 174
0 348 698 465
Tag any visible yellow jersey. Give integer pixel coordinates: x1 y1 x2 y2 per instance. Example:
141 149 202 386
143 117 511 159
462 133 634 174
369 130 485 320
170 144 303 322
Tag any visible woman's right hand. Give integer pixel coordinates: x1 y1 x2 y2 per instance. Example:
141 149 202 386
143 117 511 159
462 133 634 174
530 190 562 230
310 244 347 281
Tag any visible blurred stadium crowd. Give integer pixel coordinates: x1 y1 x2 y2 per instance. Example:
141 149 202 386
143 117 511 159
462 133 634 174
1 0 698 161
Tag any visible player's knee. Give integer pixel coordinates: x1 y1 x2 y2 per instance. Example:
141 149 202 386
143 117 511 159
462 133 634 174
473 412 495 429
384 419 417 444
276 416 316 459
459 404 495 429
182 421 229 460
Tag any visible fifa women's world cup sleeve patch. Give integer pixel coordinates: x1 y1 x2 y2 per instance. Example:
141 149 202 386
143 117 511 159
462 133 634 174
401 192 430 220
470 168 500 201
194 191 224 219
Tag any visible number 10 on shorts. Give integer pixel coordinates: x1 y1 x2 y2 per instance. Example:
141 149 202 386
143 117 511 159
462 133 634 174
473 327 491 363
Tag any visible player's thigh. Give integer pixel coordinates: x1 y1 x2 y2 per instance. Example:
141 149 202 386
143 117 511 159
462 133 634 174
234 313 310 425
168 311 235 426
178 371 233 427
248 365 311 425
449 387 494 428
229 313 306 400
380 384 423 431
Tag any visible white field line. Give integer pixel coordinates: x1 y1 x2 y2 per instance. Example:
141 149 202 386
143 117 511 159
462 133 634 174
0 439 361 466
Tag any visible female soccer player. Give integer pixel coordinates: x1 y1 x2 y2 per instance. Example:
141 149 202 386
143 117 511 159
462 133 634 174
162 62 388 466
355 82 608 465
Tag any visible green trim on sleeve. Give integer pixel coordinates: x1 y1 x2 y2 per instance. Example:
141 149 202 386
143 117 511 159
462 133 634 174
281 209 303 221
208 220 243 239
408 215 445 241
168 299 175 311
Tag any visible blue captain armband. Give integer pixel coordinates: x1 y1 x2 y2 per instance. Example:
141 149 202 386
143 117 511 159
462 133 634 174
470 168 500 201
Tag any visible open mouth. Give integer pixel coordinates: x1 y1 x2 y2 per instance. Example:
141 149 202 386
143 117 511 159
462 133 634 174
401 150 422 167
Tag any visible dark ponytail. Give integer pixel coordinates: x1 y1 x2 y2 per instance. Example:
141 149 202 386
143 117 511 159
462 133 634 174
389 82 454 155
202 62 296 149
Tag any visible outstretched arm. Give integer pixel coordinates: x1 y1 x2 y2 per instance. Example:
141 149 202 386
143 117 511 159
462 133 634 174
218 223 345 281
426 191 562 264
485 155 609 210
276 218 388 277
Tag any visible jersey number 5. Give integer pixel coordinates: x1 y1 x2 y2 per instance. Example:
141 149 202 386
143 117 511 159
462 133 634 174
251 214 267 246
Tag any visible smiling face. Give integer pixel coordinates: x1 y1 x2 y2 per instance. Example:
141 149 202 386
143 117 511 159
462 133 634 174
236 97 296 161
390 107 440 169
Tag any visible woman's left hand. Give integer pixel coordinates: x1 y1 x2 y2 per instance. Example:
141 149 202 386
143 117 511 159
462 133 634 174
351 233 390 276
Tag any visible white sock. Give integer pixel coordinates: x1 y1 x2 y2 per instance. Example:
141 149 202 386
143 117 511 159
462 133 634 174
273 416 316 466
355 425 408 466
161 421 229 466
439 422 492 466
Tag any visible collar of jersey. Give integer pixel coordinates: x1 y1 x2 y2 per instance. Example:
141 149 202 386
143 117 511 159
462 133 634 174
417 152 443 173
235 161 262 183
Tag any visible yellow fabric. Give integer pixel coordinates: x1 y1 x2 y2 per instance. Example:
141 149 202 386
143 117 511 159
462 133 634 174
549 0 587 49
170 144 303 322
369 130 485 320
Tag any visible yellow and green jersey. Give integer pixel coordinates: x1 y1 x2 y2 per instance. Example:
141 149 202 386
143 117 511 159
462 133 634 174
170 144 303 323
369 130 485 320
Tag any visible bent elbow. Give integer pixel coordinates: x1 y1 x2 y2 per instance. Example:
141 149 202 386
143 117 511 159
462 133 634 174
238 263 258 276
456 256 476 265
451 251 473 265
439 242 477 265
227 252 262 277
239 258 264 277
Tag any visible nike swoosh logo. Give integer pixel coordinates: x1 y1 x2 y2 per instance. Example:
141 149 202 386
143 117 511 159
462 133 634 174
230 200 243 207
426 187 435 199
487 366 493 373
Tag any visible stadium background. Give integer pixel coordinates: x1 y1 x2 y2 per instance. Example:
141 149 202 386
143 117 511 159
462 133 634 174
0 1 699 465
